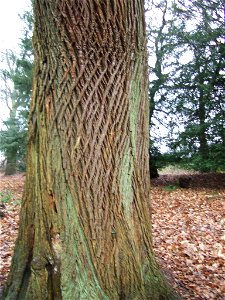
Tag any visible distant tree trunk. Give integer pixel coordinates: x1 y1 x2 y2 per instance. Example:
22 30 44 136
4 147 17 175
150 156 159 179
3 1 178 299
198 78 209 171
4 113 18 176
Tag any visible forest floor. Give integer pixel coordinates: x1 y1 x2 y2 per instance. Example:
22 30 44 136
0 172 225 299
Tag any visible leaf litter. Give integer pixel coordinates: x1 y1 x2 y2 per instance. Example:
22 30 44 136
0 172 225 299
152 173 225 299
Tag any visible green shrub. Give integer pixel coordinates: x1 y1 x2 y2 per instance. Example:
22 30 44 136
163 185 178 191
0 190 13 204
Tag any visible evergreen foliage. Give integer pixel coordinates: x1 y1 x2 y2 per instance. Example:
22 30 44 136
148 0 225 172
0 11 33 174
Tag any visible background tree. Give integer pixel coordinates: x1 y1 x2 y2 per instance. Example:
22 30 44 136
3 1 178 299
147 0 182 175
148 0 225 172
169 0 225 172
0 11 33 174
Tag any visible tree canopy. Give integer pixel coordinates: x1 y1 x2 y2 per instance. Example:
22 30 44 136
148 0 225 172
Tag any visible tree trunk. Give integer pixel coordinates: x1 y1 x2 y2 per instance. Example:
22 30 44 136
4 147 17 175
4 109 18 176
3 1 178 299
198 79 209 172
5 113 18 176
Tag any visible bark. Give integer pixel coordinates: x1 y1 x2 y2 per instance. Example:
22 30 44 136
3 1 179 299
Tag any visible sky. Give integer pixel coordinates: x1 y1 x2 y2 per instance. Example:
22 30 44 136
0 0 31 53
